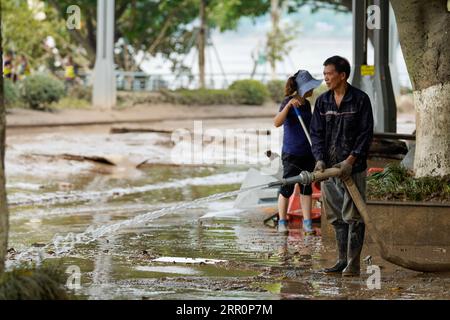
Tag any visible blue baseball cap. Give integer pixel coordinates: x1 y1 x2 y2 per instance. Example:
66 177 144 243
295 70 323 97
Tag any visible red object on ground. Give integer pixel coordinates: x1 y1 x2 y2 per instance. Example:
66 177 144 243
368 167 384 175
287 183 322 222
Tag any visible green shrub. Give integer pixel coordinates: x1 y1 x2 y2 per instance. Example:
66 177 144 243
266 80 286 103
0 264 71 300
229 79 269 105
160 88 235 105
4 79 21 108
21 73 65 110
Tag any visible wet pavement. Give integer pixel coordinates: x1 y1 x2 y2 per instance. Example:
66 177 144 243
4 125 449 300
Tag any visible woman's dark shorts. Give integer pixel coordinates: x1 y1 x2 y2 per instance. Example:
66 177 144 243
279 152 315 198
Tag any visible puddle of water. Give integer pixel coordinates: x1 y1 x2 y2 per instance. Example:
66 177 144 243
151 257 227 264
135 266 202 275
7 171 246 207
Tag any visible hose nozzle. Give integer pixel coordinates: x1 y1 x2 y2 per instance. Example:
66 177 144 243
266 167 342 188
267 171 314 188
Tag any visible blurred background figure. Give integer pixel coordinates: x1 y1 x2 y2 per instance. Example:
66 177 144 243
3 50 14 80
64 55 77 92
17 54 31 80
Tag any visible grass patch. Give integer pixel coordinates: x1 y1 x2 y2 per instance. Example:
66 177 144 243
367 164 450 202
52 97 91 109
0 264 72 300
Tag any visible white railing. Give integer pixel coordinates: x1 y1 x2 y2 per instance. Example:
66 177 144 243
75 71 323 91
59 70 411 91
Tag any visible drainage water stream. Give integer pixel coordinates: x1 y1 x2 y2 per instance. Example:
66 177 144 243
9 183 268 266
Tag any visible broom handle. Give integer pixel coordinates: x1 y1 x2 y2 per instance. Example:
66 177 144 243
293 106 312 146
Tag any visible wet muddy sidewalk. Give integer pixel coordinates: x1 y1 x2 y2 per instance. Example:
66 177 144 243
4 125 449 300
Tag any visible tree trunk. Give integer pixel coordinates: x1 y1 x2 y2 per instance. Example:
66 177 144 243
269 0 280 80
391 0 450 177
0 2 10 274
198 0 206 89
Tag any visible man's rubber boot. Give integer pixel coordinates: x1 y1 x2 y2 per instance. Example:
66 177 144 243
342 222 365 277
322 223 348 273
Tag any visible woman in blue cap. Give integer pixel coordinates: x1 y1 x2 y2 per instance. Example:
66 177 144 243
273 70 323 235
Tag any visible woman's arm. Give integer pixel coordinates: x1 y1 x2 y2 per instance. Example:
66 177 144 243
273 96 303 127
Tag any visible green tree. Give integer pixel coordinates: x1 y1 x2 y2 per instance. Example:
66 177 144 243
2 0 69 71
46 0 200 71
44 0 352 75
209 0 350 80
266 0 297 79
210 0 352 31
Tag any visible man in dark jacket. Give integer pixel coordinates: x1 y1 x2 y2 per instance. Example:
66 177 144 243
310 56 374 276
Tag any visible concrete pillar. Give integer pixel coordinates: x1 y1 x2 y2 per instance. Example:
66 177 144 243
350 0 397 133
93 0 116 109
373 0 396 133
388 3 401 97
349 0 367 88
350 0 378 130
